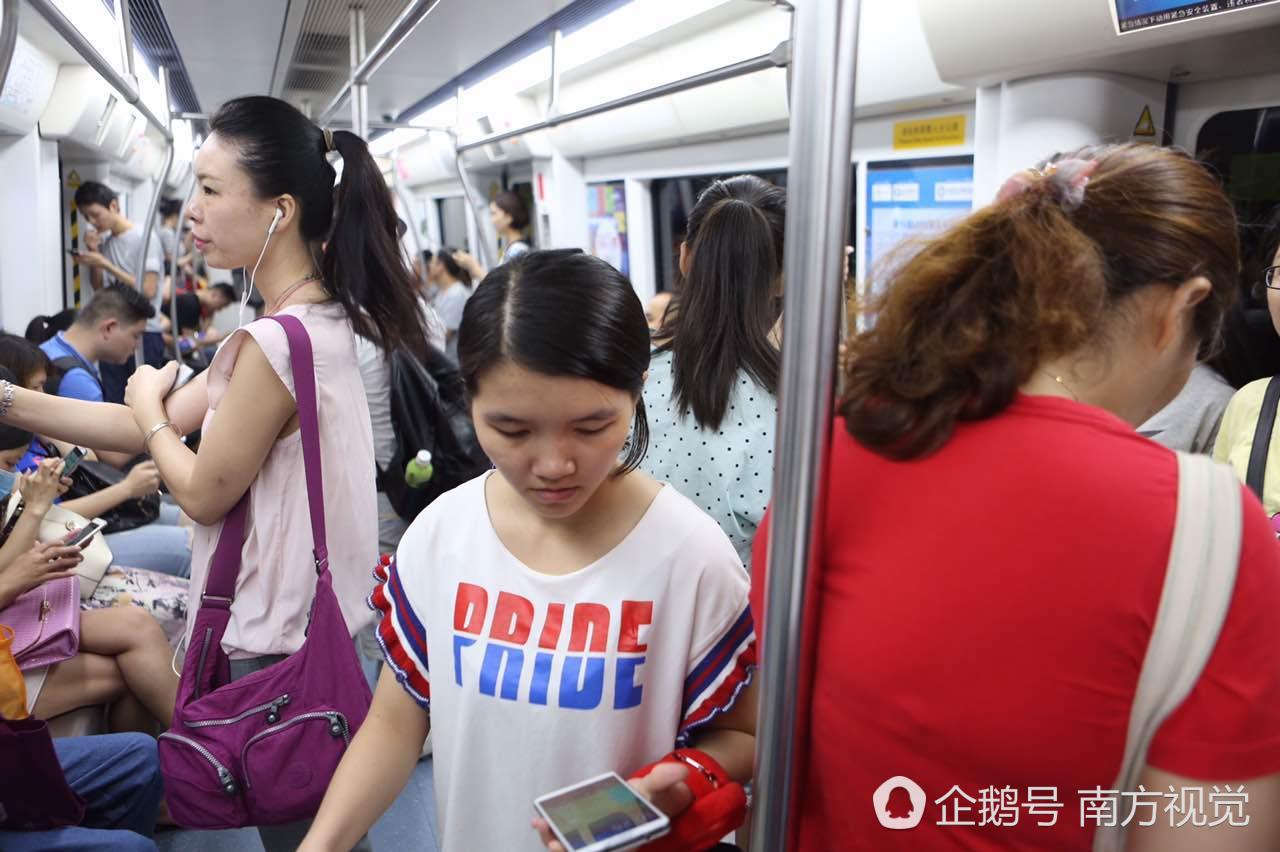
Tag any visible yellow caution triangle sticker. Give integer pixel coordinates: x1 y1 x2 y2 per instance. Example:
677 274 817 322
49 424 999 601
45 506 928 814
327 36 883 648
1134 105 1157 138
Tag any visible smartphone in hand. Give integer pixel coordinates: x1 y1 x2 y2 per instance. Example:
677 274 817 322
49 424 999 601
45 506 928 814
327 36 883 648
533 773 670 852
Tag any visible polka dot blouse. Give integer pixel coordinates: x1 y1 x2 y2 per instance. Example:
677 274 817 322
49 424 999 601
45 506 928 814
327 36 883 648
640 348 778 568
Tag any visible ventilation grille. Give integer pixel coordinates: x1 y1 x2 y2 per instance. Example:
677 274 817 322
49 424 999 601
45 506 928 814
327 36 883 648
281 0 408 106
124 0 202 114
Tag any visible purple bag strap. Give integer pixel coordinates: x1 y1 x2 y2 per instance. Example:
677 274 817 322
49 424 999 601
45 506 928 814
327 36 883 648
201 314 329 603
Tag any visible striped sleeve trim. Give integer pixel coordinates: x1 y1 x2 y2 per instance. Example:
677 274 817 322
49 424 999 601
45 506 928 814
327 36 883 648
367 555 432 709
679 606 757 738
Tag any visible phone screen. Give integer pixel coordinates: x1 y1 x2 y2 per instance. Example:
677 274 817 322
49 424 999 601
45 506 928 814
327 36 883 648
538 775 665 851
62 447 86 476
0 469 15 499
65 521 103 549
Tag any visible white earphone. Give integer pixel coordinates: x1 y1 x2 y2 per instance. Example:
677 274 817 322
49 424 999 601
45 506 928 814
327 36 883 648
241 207 285 327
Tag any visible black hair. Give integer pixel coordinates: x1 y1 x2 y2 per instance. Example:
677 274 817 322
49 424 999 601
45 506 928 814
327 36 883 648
656 175 784 429
208 96 428 354
77 284 155 327
0 333 50 387
25 308 78 344
438 248 473 287
73 181 118 210
159 198 183 219
458 250 651 473
208 283 237 303
0 367 33 452
494 190 530 231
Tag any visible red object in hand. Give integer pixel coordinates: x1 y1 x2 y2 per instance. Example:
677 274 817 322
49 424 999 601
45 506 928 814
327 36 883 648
629 748 747 852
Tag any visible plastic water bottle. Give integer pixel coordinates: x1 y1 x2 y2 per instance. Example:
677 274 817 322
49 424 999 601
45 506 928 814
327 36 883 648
405 450 434 488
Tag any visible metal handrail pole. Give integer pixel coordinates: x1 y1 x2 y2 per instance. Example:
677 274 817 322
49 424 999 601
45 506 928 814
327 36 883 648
0 0 19 97
547 28 562 117
117 0 136 83
26 0 172 141
133 66 174 366
456 51 782 153
319 0 443 123
170 173 196 362
749 0 860 849
391 152 425 272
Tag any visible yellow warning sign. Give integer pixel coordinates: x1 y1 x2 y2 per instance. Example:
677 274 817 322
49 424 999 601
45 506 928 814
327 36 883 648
1133 105 1157 138
67 170 82 306
893 115 967 151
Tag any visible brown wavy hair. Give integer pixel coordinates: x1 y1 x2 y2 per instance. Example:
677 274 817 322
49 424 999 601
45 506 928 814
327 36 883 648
840 143 1240 460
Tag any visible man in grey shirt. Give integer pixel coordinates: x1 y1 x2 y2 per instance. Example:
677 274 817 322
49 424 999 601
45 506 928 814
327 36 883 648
72 181 167 400
1138 364 1236 454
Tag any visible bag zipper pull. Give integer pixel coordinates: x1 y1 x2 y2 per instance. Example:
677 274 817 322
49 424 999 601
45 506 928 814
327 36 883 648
39 600 50 621
327 712 345 738
265 694 291 725
218 767 239 796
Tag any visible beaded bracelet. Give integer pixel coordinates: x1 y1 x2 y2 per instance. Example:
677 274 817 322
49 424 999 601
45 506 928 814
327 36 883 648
0 380 14 419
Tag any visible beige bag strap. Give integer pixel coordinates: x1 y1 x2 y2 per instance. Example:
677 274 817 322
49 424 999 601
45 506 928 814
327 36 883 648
1092 453 1243 852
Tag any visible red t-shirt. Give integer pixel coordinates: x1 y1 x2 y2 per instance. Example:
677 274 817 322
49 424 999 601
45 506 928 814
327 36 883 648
751 395 1280 851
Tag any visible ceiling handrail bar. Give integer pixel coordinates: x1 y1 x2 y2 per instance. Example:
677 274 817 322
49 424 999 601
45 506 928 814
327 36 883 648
318 0 444 125
454 48 786 154
26 0 173 142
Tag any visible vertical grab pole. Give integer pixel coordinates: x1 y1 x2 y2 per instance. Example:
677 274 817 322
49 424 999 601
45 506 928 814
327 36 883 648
134 66 174 368
749 0 860 849
349 7 369 139
171 172 196 363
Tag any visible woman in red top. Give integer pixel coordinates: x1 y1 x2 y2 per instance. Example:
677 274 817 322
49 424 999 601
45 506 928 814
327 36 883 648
754 143 1280 851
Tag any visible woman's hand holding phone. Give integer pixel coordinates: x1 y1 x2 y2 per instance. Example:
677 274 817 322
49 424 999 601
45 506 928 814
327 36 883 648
531 763 692 852
19 458 66 515
0 540 83 603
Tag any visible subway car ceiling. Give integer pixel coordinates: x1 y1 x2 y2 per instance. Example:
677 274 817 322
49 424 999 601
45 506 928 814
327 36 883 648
6 0 1280 325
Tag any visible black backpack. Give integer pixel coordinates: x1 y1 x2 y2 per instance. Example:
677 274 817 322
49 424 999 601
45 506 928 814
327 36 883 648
378 344 490 522
45 356 102 397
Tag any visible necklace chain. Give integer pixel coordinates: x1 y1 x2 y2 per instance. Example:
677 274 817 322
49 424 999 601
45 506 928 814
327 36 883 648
1043 369 1079 402
265 272 322 315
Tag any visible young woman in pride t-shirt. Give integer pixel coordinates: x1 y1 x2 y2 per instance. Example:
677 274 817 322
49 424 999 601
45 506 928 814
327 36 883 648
302 251 758 852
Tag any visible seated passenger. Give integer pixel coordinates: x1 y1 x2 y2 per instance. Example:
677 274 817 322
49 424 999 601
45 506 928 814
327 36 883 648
0 732 163 851
39 285 154 405
300 251 757 852
159 282 235 350
0 452 177 730
755 144 1280 850
643 175 784 565
24 308 78 346
1215 209 1280 517
0 420 192 580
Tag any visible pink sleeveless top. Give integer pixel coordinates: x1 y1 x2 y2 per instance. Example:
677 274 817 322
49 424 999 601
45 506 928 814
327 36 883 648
186 302 378 658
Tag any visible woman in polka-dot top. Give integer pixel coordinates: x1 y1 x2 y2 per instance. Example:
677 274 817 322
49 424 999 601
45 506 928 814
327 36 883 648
641 175 784 566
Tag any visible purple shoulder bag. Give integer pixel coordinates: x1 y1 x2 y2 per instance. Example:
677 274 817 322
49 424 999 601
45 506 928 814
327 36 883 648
158 314 373 829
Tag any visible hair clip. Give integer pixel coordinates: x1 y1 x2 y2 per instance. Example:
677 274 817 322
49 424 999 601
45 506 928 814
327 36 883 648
996 158 1099 212
323 128 335 153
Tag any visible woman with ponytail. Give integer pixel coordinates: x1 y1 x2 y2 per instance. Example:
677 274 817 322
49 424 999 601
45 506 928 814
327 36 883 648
0 96 426 848
642 175 784 565
751 143 1280 851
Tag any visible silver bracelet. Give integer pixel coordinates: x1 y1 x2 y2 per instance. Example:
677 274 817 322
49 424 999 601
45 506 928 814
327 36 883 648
0 380 14 419
143 419 178 451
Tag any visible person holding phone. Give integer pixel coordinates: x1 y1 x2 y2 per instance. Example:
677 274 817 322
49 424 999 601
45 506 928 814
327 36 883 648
299 252 758 852
0 450 177 730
